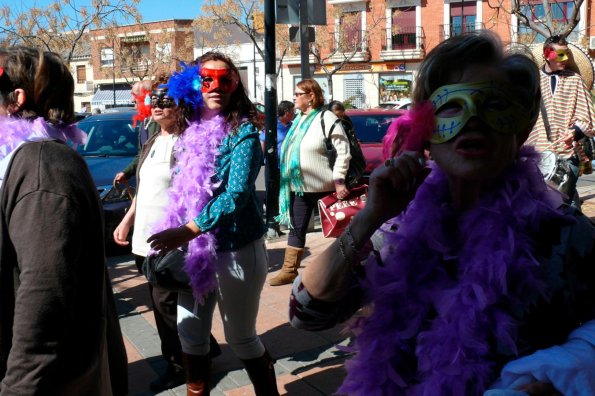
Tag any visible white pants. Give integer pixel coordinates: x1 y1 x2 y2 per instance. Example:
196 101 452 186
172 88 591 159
177 238 268 359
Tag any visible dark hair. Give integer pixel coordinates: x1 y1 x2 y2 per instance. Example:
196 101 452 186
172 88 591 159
296 79 325 109
329 100 345 112
277 100 294 117
194 51 262 131
0 47 74 124
544 35 568 51
413 31 541 132
151 82 190 134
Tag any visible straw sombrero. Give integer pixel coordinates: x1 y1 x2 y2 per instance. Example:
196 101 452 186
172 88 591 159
530 42 594 90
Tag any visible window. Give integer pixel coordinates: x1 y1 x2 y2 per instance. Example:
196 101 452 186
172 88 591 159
339 12 363 52
450 2 477 36
344 78 364 108
156 43 172 62
76 65 86 84
391 7 416 50
101 47 114 68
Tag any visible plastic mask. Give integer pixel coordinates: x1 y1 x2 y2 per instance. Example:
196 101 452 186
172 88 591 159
200 68 239 94
545 47 569 62
429 81 531 144
150 88 176 109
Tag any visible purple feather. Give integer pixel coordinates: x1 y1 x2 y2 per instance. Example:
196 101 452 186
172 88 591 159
0 116 86 159
152 115 228 303
338 146 575 395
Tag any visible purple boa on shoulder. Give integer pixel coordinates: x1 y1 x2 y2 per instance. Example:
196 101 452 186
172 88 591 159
0 116 86 158
339 146 575 395
154 115 228 303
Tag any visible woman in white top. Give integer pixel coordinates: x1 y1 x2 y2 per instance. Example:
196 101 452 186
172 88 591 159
269 79 352 286
113 86 199 392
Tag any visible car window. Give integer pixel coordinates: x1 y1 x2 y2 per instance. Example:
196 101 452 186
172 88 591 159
350 114 400 143
77 118 139 156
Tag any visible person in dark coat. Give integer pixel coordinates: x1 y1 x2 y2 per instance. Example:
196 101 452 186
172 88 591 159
0 47 127 395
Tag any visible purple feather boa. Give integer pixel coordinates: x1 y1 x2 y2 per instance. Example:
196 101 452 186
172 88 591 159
153 115 228 303
0 116 86 158
339 146 575 395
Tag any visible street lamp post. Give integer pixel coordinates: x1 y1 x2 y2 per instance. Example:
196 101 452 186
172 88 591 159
112 40 116 107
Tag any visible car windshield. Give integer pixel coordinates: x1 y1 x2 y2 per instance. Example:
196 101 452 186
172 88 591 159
350 114 399 143
77 118 139 156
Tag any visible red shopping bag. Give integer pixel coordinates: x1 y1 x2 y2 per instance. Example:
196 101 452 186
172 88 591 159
318 184 368 238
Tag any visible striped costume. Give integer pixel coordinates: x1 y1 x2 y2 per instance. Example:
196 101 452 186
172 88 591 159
527 68 595 159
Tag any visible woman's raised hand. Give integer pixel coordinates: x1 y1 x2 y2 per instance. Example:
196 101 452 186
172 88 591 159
360 151 430 229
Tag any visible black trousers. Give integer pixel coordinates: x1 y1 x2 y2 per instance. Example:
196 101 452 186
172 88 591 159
135 255 183 367
288 191 332 248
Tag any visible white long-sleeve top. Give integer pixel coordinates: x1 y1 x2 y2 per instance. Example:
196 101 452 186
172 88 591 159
289 110 351 193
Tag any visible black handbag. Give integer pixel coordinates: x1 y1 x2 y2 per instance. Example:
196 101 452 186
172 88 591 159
142 248 191 292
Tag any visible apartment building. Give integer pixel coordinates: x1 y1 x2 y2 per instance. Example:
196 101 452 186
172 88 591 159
278 0 594 108
76 19 194 112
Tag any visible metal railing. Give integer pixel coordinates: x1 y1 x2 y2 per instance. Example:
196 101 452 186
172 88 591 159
439 22 485 42
381 25 423 51
330 29 368 54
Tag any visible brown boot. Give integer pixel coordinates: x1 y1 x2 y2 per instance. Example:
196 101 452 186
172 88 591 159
241 350 280 396
182 353 210 396
269 247 304 286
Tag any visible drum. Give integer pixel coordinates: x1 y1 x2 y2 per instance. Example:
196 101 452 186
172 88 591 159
538 150 573 197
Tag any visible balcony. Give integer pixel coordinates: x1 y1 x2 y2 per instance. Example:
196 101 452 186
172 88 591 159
439 22 485 42
120 61 150 73
328 30 370 63
380 26 425 61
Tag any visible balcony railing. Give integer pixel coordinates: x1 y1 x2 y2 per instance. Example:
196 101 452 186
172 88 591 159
381 26 423 51
330 29 368 54
120 61 150 73
439 22 485 42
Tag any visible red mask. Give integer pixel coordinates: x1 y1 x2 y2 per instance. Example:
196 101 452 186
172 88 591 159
200 68 239 94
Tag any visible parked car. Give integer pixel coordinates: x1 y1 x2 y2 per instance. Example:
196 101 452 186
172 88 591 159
346 108 404 177
377 99 412 110
76 111 140 251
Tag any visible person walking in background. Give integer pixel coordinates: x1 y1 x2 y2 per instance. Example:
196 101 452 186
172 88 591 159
147 52 279 395
0 47 127 395
290 32 595 395
113 79 161 185
526 34 595 207
259 100 295 160
269 80 352 287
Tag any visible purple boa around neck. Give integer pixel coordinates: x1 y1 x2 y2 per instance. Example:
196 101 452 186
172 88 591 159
338 146 575 395
154 114 228 303
0 116 86 158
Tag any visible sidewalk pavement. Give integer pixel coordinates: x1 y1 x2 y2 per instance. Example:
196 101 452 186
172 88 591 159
108 227 348 396
108 181 595 396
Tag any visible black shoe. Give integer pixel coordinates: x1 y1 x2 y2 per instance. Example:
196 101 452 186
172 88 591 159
149 364 185 392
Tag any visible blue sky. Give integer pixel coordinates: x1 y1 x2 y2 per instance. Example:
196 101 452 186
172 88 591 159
139 0 202 22
4 1 202 23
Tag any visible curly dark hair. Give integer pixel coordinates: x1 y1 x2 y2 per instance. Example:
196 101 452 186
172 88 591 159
194 51 263 131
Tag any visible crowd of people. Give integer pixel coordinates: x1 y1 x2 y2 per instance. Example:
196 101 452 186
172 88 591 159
0 29 594 396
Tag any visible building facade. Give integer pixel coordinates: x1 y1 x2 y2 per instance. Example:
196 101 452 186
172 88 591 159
86 19 194 112
278 0 593 108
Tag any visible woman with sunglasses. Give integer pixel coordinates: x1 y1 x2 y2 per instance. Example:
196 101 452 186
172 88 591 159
289 32 595 395
147 52 279 395
268 79 352 287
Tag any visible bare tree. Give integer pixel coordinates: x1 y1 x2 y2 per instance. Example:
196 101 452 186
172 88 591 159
193 0 291 77
0 0 141 63
308 4 384 100
488 0 583 42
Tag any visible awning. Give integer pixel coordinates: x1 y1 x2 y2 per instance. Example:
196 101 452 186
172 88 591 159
91 89 132 107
